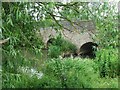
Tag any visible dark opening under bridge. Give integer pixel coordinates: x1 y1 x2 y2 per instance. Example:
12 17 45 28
39 20 98 58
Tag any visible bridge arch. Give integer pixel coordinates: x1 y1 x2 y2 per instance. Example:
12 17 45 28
79 42 98 58
46 38 56 48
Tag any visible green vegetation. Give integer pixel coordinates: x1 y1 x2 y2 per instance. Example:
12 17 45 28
2 56 118 88
1 2 118 88
40 58 99 88
95 48 118 78
48 35 77 58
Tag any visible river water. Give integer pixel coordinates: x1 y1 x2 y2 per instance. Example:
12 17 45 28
19 49 49 79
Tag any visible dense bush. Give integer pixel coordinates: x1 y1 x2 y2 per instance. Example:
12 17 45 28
48 45 61 58
55 35 77 53
95 48 118 78
39 58 99 88
48 35 77 58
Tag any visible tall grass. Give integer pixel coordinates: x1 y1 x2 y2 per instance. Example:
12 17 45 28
2 72 41 88
95 48 118 78
32 58 98 88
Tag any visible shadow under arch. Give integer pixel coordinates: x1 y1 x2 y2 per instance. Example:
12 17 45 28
46 38 56 48
79 42 98 59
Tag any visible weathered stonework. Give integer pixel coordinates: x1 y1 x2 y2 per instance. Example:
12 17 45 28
38 20 98 58
39 20 97 50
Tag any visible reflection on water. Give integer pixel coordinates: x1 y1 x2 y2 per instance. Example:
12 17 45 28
20 48 49 71
18 66 43 79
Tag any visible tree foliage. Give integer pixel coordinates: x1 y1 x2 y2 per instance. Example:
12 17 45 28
2 2 118 49
1 2 118 88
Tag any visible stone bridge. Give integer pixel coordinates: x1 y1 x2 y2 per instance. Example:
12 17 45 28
39 20 98 57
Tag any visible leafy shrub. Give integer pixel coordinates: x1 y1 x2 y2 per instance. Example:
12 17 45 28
40 58 99 88
48 34 77 58
61 39 77 53
95 48 118 78
48 45 61 58
97 77 118 88
55 35 77 53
